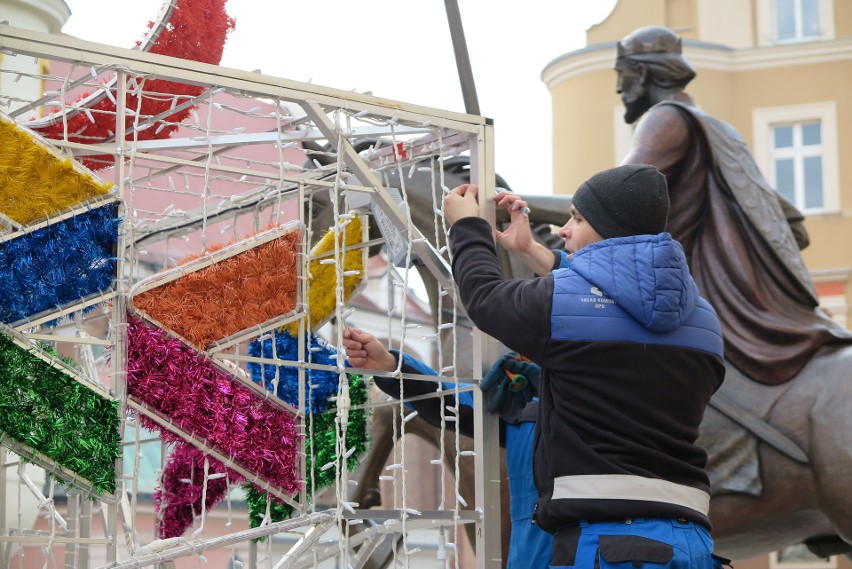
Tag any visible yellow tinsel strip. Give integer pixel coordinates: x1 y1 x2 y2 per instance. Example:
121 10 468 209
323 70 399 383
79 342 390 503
0 115 112 226
285 214 366 334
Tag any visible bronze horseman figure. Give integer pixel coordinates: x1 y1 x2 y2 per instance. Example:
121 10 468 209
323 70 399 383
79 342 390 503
615 25 852 558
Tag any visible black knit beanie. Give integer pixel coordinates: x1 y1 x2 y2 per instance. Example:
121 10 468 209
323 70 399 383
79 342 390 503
571 164 670 238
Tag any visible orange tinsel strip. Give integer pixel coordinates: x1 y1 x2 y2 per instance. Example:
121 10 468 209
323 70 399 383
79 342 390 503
133 230 300 349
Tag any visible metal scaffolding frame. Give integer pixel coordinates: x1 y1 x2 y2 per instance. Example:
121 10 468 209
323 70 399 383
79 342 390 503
0 23 502 569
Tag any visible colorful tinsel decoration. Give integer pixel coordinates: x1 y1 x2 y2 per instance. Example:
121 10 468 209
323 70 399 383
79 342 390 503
0 331 120 495
244 373 369 529
284 215 366 335
132 228 301 349
154 444 236 538
0 113 113 226
0 203 120 324
126 318 302 496
247 332 340 415
154 329 370 537
29 0 235 170
138 215 369 536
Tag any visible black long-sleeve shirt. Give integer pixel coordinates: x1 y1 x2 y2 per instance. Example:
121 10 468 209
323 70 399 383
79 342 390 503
449 217 724 532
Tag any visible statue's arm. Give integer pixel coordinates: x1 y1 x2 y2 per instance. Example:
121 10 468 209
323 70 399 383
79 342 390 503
620 104 690 171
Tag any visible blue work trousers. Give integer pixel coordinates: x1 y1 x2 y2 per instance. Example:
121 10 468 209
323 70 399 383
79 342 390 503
550 518 716 569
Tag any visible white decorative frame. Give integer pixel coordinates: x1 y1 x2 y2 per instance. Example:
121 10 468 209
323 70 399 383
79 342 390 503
0 21 501 569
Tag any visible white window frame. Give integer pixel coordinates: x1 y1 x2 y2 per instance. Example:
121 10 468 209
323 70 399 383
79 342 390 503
613 105 635 165
756 0 834 46
752 102 839 215
769 545 837 569
771 122 823 210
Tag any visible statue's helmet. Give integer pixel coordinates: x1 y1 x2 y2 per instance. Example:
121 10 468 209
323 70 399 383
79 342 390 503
617 26 683 58
617 26 696 90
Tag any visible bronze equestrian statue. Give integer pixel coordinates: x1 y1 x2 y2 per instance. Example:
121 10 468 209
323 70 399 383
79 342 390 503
616 25 852 385
305 29 852 558
615 25 852 558
306 83 852 556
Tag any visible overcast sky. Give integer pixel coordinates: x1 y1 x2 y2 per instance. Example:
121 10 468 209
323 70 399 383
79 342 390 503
62 0 618 196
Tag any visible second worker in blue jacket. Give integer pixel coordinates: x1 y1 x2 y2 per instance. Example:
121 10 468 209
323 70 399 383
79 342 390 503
443 164 726 568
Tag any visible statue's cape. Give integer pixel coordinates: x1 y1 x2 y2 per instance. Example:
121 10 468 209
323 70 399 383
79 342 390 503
663 101 818 302
654 101 852 385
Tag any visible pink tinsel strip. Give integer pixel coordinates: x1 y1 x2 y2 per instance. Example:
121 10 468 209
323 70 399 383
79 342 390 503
127 318 302 498
155 443 244 538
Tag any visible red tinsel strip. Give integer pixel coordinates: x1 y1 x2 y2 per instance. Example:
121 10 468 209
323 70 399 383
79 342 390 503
126 317 301 496
155 443 241 538
30 0 235 169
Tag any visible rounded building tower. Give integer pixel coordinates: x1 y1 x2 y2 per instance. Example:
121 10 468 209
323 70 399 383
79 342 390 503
0 0 71 113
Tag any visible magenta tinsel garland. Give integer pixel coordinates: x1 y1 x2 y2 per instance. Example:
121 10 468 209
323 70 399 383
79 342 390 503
126 318 302 498
154 444 240 538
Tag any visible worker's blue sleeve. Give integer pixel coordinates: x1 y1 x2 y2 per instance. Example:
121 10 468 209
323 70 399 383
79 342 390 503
371 351 474 436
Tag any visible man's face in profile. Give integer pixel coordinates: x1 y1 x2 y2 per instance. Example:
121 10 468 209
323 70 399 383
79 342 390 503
615 58 649 124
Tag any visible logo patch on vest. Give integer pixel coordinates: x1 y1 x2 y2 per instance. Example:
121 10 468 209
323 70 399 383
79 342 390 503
581 286 616 309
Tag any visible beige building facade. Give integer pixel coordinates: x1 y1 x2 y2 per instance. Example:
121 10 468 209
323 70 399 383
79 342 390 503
543 0 852 324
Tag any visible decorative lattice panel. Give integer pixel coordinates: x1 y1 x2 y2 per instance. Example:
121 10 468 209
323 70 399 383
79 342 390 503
0 6 499 568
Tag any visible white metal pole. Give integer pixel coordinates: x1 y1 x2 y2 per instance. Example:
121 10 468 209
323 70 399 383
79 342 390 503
108 70 130 567
470 123 502 569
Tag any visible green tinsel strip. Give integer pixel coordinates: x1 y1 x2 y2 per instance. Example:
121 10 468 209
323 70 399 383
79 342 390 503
245 374 370 530
0 333 121 494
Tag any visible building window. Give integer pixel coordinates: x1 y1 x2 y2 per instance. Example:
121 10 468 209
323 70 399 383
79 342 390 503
770 544 837 569
772 121 823 211
756 0 834 45
752 102 839 215
775 0 821 41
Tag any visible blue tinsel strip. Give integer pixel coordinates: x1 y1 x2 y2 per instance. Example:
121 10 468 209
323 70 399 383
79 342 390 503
0 203 120 324
247 330 340 414
243 328 369 530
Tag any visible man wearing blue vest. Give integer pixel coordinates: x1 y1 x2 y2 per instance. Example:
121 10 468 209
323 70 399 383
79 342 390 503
443 164 726 568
